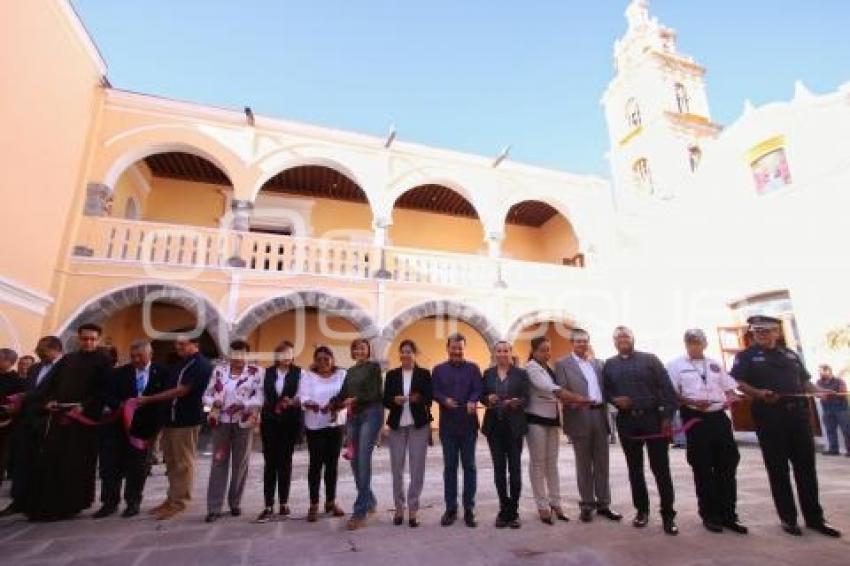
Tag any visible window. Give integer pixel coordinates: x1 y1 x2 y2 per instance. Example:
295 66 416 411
632 158 653 194
674 83 690 113
625 98 642 129
688 146 702 172
751 148 792 195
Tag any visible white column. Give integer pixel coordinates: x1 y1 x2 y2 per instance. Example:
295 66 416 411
485 231 504 258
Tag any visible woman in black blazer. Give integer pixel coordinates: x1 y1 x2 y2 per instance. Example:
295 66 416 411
383 339 432 527
481 340 529 529
256 341 303 522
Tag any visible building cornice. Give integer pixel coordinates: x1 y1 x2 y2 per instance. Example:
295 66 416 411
0 276 55 316
103 89 609 192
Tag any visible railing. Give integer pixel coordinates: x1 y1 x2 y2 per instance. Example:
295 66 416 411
75 217 583 289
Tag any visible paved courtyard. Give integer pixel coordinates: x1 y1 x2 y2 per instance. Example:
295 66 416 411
1 437 849 565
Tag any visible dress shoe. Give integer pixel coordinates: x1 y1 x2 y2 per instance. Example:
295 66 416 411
408 516 420 528
149 501 169 515
121 505 140 518
230 507 241 517
393 513 404 526
508 516 521 529
597 508 623 521
279 504 290 516
702 519 723 533
463 508 477 528
346 516 364 531
205 512 220 523
632 512 649 528
722 519 749 534
663 517 679 535
440 509 457 526
551 506 569 522
781 522 803 536
579 509 594 523
807 522 842 538
823 450 839 456
92 505 117 519
256 507 273 523
0 502 20 517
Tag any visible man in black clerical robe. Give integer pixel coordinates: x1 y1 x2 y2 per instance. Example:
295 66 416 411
22 323 111 521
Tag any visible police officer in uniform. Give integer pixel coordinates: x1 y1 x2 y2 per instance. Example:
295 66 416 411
731 315 841 537
667 329 747 534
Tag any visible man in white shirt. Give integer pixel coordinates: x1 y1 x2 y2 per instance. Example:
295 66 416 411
667 328 747 535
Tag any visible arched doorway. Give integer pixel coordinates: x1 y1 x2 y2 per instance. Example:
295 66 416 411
501 200 581 266
58 284 226 364
506 311 576 363
234 291 378 367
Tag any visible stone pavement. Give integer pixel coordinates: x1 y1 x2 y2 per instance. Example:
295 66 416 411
1 438 849 565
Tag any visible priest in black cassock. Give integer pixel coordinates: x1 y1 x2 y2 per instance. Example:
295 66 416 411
22 323 111 521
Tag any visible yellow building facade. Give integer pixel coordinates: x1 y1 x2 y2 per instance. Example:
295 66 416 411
0 1 612 371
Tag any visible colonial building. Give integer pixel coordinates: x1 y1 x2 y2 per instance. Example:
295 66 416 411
1 0 849 379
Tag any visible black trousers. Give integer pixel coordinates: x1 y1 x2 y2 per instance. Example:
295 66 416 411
98 425 151 507
681 407 740 522
755 412 823 526
260 419 299 507
485 420 523 519
305 427 342 505
617 413 675 518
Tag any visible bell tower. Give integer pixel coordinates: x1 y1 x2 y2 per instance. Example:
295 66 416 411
602 0 721 205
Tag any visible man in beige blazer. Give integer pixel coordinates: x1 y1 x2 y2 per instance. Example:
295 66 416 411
555 328 623 523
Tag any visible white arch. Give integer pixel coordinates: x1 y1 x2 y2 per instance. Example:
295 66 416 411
100 125 244 190
381 166 485 223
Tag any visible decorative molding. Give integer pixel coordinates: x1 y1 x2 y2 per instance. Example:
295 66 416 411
0 275 54 316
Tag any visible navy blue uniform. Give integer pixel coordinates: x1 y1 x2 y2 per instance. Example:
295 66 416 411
730 345 823 526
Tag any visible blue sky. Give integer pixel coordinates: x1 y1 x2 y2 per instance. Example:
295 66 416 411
72 1 849 177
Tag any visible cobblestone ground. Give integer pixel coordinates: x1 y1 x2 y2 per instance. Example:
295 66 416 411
1 438 849 565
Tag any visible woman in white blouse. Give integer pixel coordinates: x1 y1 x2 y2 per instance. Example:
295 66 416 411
202 340 263 523
525 336 569 525
297 345 348 522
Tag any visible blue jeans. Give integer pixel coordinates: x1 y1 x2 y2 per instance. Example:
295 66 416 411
349 403 383 518
823 409 850 453
440 430 477 512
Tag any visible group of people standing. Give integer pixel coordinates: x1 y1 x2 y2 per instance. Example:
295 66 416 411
0 314 844 540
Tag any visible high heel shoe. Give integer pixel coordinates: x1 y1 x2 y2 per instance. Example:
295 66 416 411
538 509 554 525
551 506 570 522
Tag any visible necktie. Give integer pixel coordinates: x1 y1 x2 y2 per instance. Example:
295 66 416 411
136 370 146 396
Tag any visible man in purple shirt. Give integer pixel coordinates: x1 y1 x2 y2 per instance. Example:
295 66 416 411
432 333 482 528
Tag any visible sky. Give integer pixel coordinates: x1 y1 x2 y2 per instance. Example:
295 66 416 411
72 1 850 177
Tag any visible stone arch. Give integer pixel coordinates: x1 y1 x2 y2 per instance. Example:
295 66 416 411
495 195 580 238
98 125 245 191
233 290 379 341
57 283 228 350
378 300 502 362
504 309 578 344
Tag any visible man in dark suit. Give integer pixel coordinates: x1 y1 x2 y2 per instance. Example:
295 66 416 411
480 341 529 528
0 336 63 518
555 328 622 523
95 340 170 518
257 341 303 522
